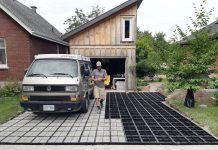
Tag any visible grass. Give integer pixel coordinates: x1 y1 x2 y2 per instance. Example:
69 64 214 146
0 96 24 124
168 99 218 137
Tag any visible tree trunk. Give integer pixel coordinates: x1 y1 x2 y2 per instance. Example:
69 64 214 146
184 88 195 108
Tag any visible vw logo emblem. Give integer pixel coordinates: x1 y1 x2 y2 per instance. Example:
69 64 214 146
47 86 51 92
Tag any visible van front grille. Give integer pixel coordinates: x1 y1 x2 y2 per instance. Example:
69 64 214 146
34 85 65 92
29 96 70 101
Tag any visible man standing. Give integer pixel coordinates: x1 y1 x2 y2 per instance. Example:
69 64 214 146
92 61 107 111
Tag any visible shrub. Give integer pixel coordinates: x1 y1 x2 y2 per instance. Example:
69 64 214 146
136 60 156 78
0 82 21 97
207 77 218 89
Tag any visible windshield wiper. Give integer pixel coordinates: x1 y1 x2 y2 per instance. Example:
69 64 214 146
28 73 47 78
51 73 74 79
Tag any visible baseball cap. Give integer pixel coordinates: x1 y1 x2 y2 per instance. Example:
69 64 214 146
96 61 102 67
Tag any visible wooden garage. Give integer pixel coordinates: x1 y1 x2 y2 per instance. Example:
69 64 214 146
62 0 143 90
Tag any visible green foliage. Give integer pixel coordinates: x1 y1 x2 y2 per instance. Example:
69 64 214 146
207 77 218 89
0 96 23 124
136 30 170 77
0 82 21 97
136 30 153 61
64 6 104 32
165 0 218 92
153 33 170 63
136 60 156 77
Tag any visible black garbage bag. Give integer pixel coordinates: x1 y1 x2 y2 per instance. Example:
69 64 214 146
184 89 195 108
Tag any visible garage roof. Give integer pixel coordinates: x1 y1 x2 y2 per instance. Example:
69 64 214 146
61 0 143 40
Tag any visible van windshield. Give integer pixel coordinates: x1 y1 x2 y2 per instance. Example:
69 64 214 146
27 59 78 77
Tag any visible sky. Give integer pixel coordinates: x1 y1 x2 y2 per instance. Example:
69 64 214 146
18 0 218 40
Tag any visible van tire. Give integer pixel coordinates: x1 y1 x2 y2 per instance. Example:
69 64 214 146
80 97 89 113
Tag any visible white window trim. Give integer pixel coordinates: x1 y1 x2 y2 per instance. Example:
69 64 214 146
122 17 134 42
0 38 8 69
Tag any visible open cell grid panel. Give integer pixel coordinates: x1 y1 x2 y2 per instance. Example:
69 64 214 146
105 92 218 144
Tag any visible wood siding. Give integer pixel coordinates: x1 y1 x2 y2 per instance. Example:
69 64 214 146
68 3 138 90
69 5 137 46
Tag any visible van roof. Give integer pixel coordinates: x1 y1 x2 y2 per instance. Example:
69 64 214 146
35 54 90 61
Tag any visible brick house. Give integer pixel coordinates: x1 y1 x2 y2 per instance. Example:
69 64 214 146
62 0 143 90
0 0 69 81
181 19 218 73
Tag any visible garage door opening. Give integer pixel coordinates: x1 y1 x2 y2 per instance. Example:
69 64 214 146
91 58 126 90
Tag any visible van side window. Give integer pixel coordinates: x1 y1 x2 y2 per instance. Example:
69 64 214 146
88 62 92 72
80 62 86 76
84 63 91 76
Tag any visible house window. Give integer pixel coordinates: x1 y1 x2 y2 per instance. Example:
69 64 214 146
0 38 8 69
125 20 130 38
122 17 134 42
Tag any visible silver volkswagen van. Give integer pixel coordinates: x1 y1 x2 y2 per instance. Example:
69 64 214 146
20 54 94 113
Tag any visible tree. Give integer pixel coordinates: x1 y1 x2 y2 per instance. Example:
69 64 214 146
166 0 218 107
136 30 170 77
136 30 155 77
147 32 170 72
64 6 104 32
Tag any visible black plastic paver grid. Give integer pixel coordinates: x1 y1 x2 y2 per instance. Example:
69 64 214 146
105 92 218 145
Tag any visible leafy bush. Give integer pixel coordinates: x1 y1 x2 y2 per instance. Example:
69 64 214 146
136 60 156 78
208 77 218 89
0 82 21 97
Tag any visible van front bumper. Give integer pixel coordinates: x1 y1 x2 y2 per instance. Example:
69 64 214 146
20 101 83 113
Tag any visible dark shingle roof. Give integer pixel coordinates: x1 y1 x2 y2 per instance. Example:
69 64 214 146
180 20 218 44
0 0 68 46
61 0 143 40
208 20 218 34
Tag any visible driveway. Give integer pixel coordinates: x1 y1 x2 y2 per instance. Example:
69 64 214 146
0 92 217 145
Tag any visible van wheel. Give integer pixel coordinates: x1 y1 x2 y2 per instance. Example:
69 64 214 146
80 97 89 113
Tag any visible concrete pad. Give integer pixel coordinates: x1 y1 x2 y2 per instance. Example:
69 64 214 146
1 145 218 150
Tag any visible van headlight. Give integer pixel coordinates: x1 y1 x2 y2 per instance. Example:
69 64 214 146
23 86 34 92
65 86 78 92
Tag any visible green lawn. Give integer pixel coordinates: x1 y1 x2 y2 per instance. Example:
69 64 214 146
168 99 218 137
0 96 24 124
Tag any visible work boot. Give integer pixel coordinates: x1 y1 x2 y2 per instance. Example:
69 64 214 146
97 106 101 114
100 100 104 108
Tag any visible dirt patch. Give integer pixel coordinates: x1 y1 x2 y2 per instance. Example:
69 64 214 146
138 85 150 91
166 89 213 104
138 82 165 93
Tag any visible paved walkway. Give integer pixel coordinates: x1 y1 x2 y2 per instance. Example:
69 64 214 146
1 145 218 150
0 99 125 144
